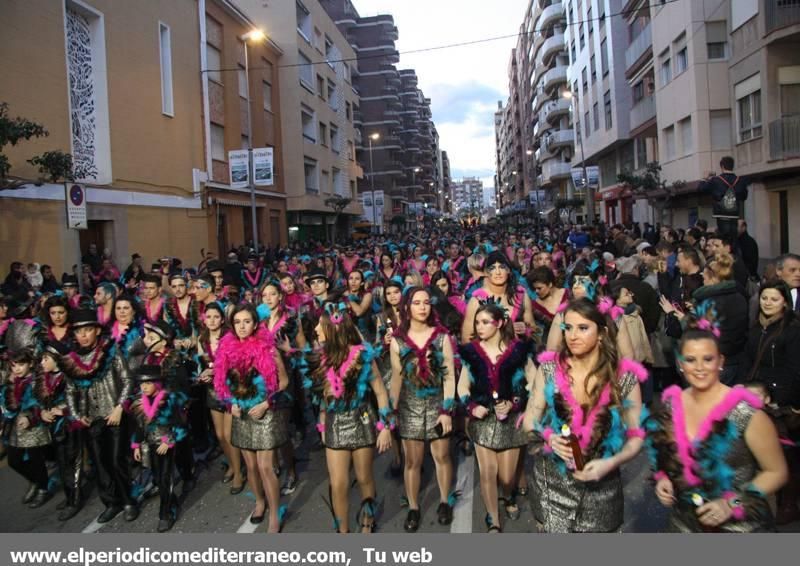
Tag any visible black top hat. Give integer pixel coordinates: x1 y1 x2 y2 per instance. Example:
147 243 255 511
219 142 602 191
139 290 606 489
144 320 174 342
136 364 164 383
206 260 224 274
70 308 101 328
43 340 70 359
246 253 259 263
62 274 78 288
303 267 330 285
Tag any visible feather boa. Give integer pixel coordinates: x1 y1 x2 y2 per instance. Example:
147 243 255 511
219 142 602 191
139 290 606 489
213 328 278 404
396 326 447 396
307 343 375 412
323 345 364 399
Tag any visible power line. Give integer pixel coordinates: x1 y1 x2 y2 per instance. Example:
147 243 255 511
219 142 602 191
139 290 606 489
202 0 682 74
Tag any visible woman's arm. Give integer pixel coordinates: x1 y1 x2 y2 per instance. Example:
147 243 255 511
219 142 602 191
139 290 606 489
349 293 372 317
389 337 402 409
546 312 564 351
275 351 289 392
456 365 471 401
369 361 391 411
743 410 789 497
522 293 535 329
522 365 546 432
461 297 478 344
441 336 457 404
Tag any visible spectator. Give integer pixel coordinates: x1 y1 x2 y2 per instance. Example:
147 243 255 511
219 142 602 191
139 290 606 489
82 243 103 274
699 156 749 244
738 220 760 278
39 264 60 293
610 255 660 335
706 233 749 293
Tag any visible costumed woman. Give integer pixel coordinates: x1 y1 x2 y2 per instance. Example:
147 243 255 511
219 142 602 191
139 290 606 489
214 304 289 533
645 309 788 532
345 270 374 342
458 300 536 532
523 298 648 532
304 301 393 533
390 287 457 532
41 295 72 346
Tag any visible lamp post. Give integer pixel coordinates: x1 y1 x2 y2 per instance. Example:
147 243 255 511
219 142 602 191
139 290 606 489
368 132 380 234
562 90 595 224
241 29 265 252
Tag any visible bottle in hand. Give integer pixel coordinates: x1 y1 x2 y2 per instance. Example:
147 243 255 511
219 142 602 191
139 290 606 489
561 424 584 470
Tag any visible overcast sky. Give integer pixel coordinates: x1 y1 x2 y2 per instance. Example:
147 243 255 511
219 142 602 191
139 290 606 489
354 0 528 190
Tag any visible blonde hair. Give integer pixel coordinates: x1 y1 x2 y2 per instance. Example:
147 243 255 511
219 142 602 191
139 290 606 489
706 252 734 282
468 253 485 272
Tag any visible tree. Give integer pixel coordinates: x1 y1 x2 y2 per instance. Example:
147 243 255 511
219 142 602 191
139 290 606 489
0 102 94 190
618 161 685 225
324 195 352 245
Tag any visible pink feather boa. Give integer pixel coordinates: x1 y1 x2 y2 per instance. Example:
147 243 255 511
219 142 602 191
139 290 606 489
661 385 763 487
323 344 364 398
213 327 278 403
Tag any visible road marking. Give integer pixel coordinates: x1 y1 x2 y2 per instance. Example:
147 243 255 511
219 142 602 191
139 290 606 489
81 516 105 534
236 513 260 533
450 450 474 533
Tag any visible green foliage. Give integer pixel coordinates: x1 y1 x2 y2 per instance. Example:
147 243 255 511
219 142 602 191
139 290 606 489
0 102 48 148
28 151 76 182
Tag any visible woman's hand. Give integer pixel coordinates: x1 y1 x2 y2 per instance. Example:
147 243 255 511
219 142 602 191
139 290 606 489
231 404 242 418
156 442 170 456
549 434 574 464
659 295 676 315
655 477 676 507
494 400 512 418
573 458 615 482
383 328 393 345
471 405 489 420
133 447 142 462
199 369 213 384
248 401 269 420
277 336 292 353
697 498 733 528
17 416 30 430
435 414 452 435
41 410 54 424
105 405 123 426
376 428 392 453
52 407 64 417
513 322 527 335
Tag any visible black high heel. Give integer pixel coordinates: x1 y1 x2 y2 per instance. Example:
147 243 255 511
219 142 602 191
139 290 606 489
356 497 377 533
403 509 420 533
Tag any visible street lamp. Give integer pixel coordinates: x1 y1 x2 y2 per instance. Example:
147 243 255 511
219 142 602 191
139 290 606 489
241 29 265 251
368 133 380 234
562 89 595 224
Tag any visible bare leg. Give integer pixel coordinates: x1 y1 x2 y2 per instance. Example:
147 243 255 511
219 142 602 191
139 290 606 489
241 449 264 518
325 448 352 533
475 445 500 528
256 450 281 532
430 438 453 503
401 439 425 509
211 410 234 481
352 446 377 532
498 448 521 518
223 412 244 488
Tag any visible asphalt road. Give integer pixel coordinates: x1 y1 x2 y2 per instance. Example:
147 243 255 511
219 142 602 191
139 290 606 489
0 436 796 534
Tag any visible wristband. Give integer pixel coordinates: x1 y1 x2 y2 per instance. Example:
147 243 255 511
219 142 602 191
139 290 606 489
160 436 175 449
541 427 554 453
626 427 646 439
723 491 746 521
131 442 141 450
316 422 325 434
377 406 396 431
439 397 455 416
653 470 668 483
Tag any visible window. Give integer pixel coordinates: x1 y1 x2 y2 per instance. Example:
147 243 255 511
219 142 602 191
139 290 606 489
571 41 576 63
781 83 800 118
345 101 352 121
304 158 318 194
587 7 593 36
635 137 647 167
330 124 340 152
332 168 341 196
590 54 596 83
262 81 272 111
604 91 612 130
706 21 728 60
238 64 248 99
582 67 588 92
633 80 645 103
660 57 672 86
593 102 600 130
301 104 315 142
321 170 330 194
319 122 327 146
296 1 311 41
350 180 356 198
679 116 693 155
346 140 355 160
710 110 732 150
737 90 762 141
298 51 313 87
584 111 591 136
325 36 334 67
675 47 688 75
159 23 173 116
327 80 337 109
663 125 676 160
206 44 221 84
579 24 585 50
600 38 608 76
317 74 326 99
211 124 225 161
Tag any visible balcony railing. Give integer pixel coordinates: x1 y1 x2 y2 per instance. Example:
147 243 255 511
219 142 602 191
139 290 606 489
540 33 565 66
629 95 656 131
535 2 564 33
625 23 652 70
541 160 572 184
769 116 800 160
543 97 572 124
766 0 800 34
541 65 568 93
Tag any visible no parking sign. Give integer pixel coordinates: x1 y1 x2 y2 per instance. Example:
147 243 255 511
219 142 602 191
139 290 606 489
66 183 87 229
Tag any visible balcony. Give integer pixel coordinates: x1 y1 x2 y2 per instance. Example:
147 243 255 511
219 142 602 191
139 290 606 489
766 0 800 35
625 23 652 72
629 95 657 132
536 115 555 135
769 116 800 160
543 128 574 151
536 2 564 33
543 97 571 124
540 33 565 67
540 160 572 185
541 64 568 93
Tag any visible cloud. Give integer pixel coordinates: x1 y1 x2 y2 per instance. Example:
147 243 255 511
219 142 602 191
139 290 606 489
425 81 504 125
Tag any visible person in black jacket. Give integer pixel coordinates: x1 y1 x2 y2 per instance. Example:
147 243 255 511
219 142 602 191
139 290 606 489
699 156 749 245
706 233 749 295
610 256 660 335
737 220 760 278
740 280 800 524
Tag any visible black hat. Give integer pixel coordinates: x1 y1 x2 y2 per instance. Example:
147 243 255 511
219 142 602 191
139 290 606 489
246 253 258 263
131 253 141 261
136 364 164 383
62 274 78 288
70 308 101 328
144 320 174 342
43 340 70 358
206 260 224 274
303 267 330 285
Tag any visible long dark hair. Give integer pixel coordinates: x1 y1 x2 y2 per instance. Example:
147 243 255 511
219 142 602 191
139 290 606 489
473 302 515 349
381 279 403 327
428 286 461 337
198 302 228 345
559 298 620 407
397 287 436 337
318 302 362 368
430 270 454 297
43 295 70 327
746 280 798 382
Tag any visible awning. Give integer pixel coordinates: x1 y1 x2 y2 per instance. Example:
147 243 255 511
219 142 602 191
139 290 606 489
215 198 266 208
599 186 632 201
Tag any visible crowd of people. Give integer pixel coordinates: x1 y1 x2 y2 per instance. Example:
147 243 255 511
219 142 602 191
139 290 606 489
0 208 797 533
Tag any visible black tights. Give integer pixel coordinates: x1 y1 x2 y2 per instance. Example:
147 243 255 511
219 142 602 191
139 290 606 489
149 446 177 520
85 420 134 508
54 430 83 506
7 445 48 490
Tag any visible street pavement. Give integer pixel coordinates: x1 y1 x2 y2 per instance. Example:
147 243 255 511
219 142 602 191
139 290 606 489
0 436 796 534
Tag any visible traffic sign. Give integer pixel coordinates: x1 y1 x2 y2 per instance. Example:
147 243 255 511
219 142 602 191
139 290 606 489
66 183 87 229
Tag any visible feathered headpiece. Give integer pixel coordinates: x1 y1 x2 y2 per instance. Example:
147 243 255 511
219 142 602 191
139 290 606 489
324 301 348 325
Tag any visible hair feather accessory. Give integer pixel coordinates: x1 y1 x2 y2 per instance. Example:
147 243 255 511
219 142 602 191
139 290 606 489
325 301 347 325
477 295 510 320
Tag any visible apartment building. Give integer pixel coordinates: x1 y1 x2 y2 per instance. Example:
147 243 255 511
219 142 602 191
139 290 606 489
0 0 210 272
729 0 800 256
453 177 485 215
237 0 363 243
440 150 452 214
